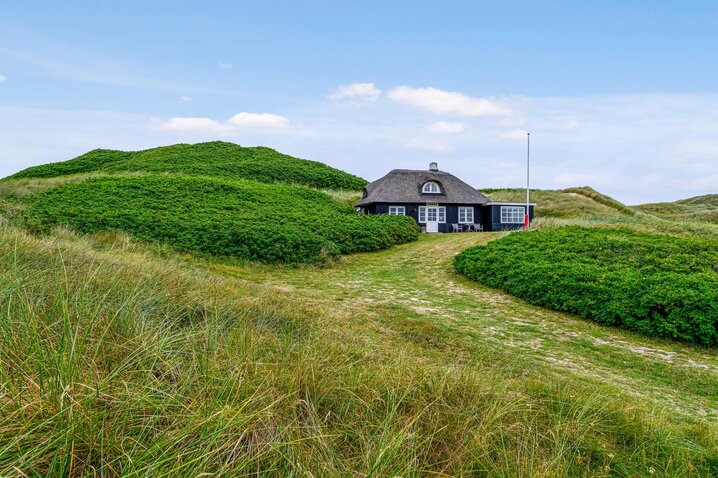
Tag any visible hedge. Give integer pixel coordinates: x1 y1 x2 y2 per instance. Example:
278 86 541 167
454 226 718 345
22 175 417 264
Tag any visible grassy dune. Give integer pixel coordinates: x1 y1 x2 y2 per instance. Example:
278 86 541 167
1 225 717 476
484 187 633 219
485 187 718 239
0 146 415 264
7 141 368 191
635 194 718 224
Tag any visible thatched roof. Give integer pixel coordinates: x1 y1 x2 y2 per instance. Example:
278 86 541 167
356 168 489 206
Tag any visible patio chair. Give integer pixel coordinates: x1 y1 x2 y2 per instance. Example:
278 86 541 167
451 223 462 232
474 224 483 232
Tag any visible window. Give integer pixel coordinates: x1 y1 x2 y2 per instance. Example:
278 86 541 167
418 206 445 223
500 206 526 224
458 207 474 224
422 181 441 194
388 206 405 216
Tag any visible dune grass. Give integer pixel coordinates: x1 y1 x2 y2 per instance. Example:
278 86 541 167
532 215 718 239
635 194 718 224
1 225 717 476
483 187 633 219
561 186 637 216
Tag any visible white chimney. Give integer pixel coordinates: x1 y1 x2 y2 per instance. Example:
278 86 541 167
429 162 438 171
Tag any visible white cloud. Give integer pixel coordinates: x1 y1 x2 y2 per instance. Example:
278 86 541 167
500 129 528 140
180 96 192 102
0 74 6 82
328 82 381 101
388 86 511 117
428 121 465 134
227 112 289 129
404 139 454 153
218 62 233 69
158 117 230 135
156 112 289 135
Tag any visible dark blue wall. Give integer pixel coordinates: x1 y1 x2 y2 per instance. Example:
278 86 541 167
487 204 536 231
363 203 535 232
366 203 485 233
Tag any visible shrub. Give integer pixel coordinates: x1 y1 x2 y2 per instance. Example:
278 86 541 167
455 226 718 345
21 175 417 264
8 141 368 191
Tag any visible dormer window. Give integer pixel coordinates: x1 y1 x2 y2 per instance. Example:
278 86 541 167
422 181 441 194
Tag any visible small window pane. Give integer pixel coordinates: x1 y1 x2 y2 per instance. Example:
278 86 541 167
388 206 405 216
422 182 440 193
459 207 473 224
500 206 525 224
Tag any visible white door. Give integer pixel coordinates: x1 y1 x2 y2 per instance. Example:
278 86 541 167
426 206 439 233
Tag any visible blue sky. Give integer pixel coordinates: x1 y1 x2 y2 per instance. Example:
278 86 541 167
1 1 717 203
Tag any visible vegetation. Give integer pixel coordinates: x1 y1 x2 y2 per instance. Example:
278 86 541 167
8 141 368 190
562 186 637 216
3 144 718 474
1 226 716 476
486 187 718 232
18 174 417 264
635 194 718 224
455 226 718 344
484 187 634 218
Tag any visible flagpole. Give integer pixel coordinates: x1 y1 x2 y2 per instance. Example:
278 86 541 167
525 132 530 230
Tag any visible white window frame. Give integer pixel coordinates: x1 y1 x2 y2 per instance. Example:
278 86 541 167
422 181 441 194
418 205 446 223
500 206 525 224
388 205 405 216
458 207 474 224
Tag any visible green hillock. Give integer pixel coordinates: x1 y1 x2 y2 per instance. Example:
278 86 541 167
634 194 718 224
483 187 634 218
8 141 368 191
20 174 417 264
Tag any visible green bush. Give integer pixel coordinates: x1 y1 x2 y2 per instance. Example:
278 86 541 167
9 141 368 191
21 175 417 264
455 226 718 345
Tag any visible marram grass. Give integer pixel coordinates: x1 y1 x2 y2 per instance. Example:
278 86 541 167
0 224 716 476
